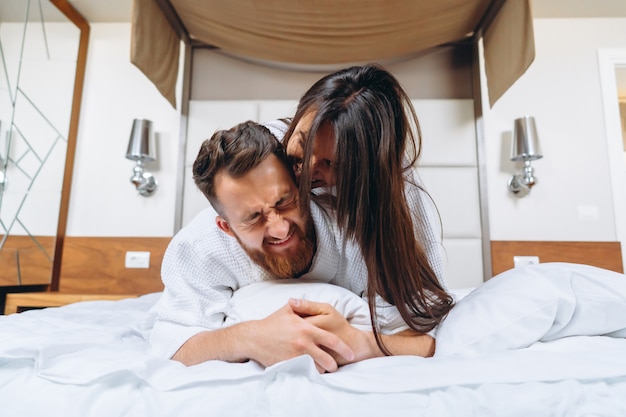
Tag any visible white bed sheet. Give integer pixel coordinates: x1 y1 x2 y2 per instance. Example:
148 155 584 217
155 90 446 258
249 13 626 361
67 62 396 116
1 262 626 417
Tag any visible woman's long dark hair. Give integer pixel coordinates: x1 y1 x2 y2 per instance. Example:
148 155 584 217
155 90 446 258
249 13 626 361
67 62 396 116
283 64 454 354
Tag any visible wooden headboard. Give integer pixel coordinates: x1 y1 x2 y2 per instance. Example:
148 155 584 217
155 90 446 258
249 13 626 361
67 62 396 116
491 241 623 276
58 237 168 295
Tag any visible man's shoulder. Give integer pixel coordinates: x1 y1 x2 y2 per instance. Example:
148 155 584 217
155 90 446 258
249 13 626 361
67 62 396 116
178 206 218 234
169 207 234 253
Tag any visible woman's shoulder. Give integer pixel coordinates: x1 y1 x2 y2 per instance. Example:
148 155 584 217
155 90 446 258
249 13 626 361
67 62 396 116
403 170 433 209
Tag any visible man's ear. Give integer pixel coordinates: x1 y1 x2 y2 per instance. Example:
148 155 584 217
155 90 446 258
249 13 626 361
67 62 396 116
216 216 235 237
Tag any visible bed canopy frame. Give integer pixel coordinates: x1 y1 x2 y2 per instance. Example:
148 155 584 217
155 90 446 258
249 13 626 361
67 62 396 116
129 0 535 109
126 0 535 285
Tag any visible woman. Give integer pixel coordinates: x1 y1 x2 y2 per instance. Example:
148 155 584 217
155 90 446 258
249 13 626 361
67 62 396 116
281 64 454 354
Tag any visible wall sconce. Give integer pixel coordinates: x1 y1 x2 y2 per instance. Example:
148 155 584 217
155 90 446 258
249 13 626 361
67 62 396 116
508 116 543 197
126 118 157 197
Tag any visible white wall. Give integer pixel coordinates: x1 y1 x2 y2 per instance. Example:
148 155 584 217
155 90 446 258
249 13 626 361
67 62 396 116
483 18 626 247
66 23 181 237
65 18 626 255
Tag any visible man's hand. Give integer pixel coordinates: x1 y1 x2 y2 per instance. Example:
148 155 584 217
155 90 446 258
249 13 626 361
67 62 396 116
289 298 436 363
245 303 355 372
289 298 377 364
172 302 355 373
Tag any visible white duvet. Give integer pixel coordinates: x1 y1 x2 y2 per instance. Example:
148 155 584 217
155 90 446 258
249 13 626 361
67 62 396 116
1 262 626 417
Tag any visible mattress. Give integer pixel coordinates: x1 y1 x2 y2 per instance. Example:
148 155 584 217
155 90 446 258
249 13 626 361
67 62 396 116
1 262 625 417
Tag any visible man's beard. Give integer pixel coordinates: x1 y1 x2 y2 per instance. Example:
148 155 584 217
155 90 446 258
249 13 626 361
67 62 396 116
238 217 316 279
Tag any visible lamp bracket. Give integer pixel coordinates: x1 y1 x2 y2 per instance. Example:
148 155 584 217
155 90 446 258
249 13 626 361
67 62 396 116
508 160 537 198
130 161 157 197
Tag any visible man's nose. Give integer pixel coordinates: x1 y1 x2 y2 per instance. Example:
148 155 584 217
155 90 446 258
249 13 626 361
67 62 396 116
266 211 290 239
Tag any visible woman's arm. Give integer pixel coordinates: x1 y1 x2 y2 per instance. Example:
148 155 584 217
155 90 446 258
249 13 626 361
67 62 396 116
290 298 435 363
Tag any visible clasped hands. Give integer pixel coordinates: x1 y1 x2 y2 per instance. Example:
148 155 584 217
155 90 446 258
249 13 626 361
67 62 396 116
173 297 434 370
252 298 379 373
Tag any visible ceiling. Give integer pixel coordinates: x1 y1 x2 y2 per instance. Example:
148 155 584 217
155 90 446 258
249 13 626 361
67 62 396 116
68 0 626 22
2 0 626 23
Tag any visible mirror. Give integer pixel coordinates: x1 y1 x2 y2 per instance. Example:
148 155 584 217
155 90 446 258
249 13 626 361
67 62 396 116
0 0 88 290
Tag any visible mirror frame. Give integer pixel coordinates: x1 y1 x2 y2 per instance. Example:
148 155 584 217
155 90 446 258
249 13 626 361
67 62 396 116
48 0 90 291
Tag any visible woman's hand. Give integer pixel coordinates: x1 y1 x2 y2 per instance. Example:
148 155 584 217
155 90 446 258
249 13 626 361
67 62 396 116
288 298 378 364
288 298 436 362
242 303 356 372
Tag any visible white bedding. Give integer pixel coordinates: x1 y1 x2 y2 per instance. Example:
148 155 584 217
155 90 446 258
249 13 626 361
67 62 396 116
224 278 410 334
1 262 626 417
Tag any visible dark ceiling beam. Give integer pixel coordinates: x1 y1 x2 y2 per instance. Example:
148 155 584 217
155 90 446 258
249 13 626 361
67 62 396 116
154 0 191 44
472 0 507 39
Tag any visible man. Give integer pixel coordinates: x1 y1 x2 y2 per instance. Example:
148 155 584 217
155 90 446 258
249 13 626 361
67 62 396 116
145 121 435 373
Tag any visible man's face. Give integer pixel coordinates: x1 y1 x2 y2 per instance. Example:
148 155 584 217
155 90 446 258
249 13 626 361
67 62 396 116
214 154 316 278
286 111 337 189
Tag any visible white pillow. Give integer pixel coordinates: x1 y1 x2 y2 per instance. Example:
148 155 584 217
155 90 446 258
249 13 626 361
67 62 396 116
434 262 626 358
224 279 372 330
224 279 371 331
224 279 409 334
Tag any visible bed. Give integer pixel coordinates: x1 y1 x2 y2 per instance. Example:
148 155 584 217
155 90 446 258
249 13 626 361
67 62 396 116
1 262 625 416
2 3 623 414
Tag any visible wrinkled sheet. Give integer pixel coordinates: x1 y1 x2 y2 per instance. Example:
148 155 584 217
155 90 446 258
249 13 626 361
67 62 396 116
1 262 626 417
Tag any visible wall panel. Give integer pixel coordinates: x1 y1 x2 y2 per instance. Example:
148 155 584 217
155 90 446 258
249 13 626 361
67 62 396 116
59 236 168 294
491 241 623 276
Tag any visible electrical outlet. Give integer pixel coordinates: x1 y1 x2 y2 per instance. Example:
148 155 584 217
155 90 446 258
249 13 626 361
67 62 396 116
513 255 540 268
125 251 150 268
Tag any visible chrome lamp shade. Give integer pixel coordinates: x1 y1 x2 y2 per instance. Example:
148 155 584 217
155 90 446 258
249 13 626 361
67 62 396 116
508 116 543 197
126 119 157 197
511 116 543 162
126 119 156 162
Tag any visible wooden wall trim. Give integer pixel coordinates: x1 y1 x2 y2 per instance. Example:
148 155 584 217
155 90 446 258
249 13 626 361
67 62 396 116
4 293 137 315
50 0 90 292
0 235 55 286
59 236 169 295
491 241 623 277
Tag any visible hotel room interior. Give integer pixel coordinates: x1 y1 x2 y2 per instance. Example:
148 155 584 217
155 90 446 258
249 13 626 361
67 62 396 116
1 0 626 415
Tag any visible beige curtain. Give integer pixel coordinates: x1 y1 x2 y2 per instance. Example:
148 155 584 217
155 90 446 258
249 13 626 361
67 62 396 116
131 0 179 108
483 0 535 107
170 0 492 64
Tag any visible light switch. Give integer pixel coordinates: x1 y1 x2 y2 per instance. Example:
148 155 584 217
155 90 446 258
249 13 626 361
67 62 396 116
125 251 150 268
513 255 540 268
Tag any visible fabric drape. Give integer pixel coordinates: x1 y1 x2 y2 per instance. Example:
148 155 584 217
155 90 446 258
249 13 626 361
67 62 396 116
130 0 534 109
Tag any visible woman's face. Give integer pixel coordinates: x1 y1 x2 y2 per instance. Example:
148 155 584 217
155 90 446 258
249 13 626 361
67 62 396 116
286 111 337 189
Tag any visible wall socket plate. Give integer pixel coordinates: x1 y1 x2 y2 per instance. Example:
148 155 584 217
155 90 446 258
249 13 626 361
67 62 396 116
513 255 540 268
125 251 150 268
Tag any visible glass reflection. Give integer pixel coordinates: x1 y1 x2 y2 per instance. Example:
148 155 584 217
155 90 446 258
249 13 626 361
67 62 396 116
0 0 79 286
